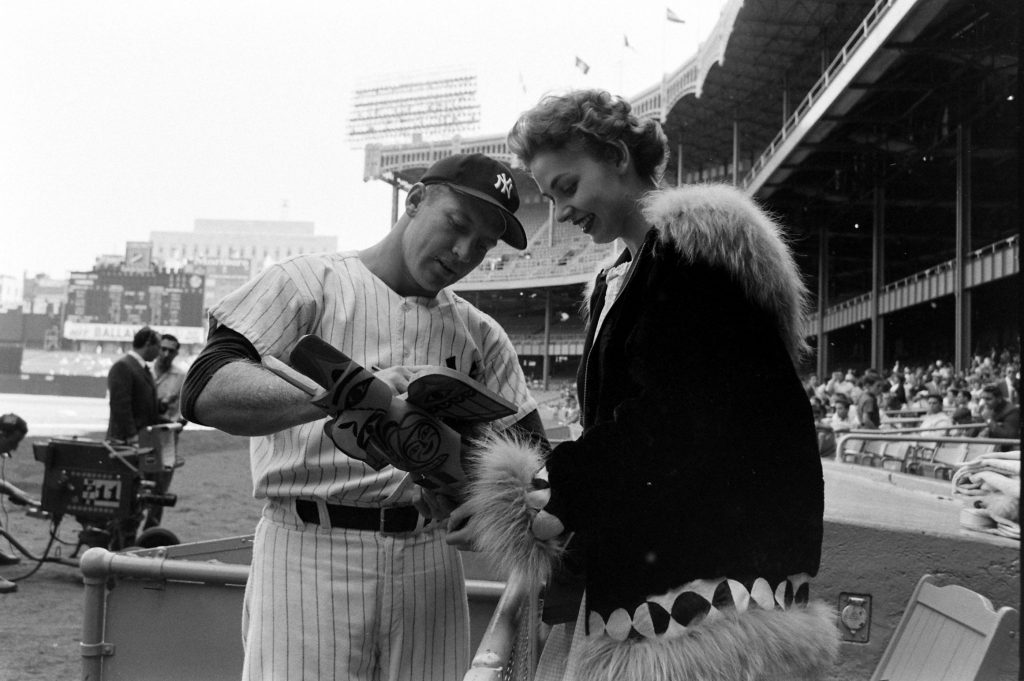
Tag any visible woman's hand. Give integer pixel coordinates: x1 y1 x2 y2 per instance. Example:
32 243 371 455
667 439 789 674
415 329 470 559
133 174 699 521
526 470 566 540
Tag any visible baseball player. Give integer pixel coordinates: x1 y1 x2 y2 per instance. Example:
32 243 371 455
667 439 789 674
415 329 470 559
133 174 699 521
180 153 546 681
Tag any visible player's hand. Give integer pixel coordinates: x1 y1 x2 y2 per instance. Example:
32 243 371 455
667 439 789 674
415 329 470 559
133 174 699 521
374 365 435 396
444 503 476 550
412 485 456 522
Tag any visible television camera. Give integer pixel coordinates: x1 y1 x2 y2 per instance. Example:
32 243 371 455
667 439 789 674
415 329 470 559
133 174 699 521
0 422 184 579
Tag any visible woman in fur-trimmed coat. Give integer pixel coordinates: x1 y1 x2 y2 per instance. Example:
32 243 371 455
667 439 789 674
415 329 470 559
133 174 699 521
447 90 838 681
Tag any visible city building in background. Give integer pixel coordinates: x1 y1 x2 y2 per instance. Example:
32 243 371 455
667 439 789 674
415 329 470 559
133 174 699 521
347 67 480 148
0 275 23 312
151 218 337 309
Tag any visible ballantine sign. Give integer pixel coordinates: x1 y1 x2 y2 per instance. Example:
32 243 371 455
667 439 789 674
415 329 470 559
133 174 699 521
62 321 206 344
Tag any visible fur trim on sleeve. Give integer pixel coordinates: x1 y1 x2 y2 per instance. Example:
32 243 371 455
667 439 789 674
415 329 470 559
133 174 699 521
641 184 810 366
463 430 564 584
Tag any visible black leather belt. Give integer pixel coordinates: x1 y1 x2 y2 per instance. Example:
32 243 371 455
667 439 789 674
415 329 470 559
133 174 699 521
295 500 423 534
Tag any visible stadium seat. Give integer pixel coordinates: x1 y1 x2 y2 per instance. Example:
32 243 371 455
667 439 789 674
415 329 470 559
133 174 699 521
880 440 915 473
870 574 1018 681
913 442 968 480
965 442 997 462
905 444 937 475
838 436 866 463
849 438 888 467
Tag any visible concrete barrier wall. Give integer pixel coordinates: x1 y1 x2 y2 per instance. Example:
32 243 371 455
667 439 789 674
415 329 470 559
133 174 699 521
88 517 1019 680
817 520 1020 681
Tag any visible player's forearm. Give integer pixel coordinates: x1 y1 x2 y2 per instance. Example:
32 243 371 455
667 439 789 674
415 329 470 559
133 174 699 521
192 360 325 436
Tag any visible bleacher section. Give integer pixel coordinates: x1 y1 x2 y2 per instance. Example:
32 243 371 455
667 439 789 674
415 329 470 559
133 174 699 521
458 200 618 287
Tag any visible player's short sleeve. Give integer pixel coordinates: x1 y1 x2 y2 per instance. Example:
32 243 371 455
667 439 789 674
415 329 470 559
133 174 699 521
208 260 320 360
477 318 537 430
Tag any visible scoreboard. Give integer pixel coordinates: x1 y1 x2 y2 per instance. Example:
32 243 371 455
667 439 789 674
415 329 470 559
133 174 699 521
64 269 206 343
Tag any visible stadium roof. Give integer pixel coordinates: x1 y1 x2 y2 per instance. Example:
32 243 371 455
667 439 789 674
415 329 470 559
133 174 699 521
365 0 1017 299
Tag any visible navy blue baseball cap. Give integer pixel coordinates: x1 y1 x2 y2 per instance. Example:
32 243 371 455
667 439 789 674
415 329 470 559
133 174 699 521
420 153 527 250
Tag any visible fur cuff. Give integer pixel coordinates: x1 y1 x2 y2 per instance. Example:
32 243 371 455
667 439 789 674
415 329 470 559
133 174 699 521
572 600 839 681
464 431 564 583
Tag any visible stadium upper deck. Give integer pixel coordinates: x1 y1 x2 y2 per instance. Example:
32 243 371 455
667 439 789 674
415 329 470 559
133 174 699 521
364 0 1018 377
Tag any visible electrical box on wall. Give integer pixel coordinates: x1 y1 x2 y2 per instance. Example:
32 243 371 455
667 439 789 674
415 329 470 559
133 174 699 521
838 593 872 643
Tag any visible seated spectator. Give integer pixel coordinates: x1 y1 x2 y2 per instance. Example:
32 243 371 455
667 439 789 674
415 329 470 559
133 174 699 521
888 373 908 409
978 383 1021 450
950 388 978 417
908 389 931 413
817 394 858 458
803 374 820 399
856 377 883 429
825 370 853 399
558 394 580 426
1001 365 1019 405
809 396 826 422
828 393 860 432
918 393 953 437
950 407 978 436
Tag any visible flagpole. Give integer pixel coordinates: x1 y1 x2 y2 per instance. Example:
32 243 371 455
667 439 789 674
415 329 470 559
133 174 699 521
618 40 624 94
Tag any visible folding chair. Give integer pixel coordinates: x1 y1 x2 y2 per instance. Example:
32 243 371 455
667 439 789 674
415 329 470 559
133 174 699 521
870 574 1019 681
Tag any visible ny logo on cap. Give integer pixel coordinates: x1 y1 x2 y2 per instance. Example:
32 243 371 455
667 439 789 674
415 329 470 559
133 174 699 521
494 173 513 199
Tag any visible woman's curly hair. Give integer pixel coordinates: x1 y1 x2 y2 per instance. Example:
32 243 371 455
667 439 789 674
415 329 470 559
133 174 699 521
508 89 669 185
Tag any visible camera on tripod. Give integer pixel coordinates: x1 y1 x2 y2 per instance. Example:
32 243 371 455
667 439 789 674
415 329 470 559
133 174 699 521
31 423 183 551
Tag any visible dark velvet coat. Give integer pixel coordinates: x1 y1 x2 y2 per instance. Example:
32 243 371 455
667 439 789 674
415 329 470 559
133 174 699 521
106 353 161 442
543 185 825 621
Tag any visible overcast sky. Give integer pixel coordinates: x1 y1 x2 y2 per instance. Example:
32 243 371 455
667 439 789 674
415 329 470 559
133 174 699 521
1 0 728 279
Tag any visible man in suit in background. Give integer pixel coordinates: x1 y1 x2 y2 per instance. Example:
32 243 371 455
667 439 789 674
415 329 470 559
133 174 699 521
106 327 162 446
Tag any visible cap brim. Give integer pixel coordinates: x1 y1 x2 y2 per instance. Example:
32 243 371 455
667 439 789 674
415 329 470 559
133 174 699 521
440 184 527 250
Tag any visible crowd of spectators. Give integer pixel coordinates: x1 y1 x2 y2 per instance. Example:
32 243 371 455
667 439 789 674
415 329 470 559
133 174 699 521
807 348 1021 457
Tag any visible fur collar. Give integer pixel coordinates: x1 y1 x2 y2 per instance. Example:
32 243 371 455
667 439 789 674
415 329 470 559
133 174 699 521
641 184 810 366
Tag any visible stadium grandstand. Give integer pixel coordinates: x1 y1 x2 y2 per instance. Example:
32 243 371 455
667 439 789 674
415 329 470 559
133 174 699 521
364 0 1018 388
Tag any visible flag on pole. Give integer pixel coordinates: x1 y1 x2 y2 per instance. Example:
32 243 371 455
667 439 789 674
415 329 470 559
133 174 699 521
575 56 590 74
666 7 685 23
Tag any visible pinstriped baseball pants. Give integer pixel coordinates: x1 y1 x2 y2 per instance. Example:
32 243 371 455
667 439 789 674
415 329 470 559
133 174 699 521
242 501 470 681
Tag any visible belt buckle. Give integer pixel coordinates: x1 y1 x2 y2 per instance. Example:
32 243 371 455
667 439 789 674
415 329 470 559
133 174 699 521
380 507 409 536
379 506 427 536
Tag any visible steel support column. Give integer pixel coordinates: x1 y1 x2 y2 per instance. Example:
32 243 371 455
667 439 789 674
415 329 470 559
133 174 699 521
782 73 790 123
391 184 400 226
955 124 972 373
871 183 885 370
817 227 830 379
548 201 555 248
542 290 552 391
732 119 740 186
677 143 684 186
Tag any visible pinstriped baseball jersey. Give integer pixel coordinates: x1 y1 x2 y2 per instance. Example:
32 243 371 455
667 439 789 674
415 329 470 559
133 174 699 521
209 251 536 505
